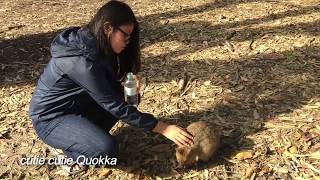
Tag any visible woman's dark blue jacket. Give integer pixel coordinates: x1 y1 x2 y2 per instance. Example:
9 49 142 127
29 27 158 137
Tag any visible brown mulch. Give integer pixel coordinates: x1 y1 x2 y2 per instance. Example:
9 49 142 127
0 0 319 179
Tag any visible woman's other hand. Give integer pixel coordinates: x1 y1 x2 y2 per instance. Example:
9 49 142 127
152 121 194 147
133 74 141 93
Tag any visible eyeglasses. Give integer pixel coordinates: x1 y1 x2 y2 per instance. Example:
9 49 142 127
115 27 131 43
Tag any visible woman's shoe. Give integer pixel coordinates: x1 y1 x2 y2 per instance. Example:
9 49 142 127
48 146 88 175
61 161 88 175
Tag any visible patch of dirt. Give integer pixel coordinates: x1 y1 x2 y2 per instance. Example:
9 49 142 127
1 0 319 179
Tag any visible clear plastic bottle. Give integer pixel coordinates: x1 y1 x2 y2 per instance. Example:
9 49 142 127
124 72 138 106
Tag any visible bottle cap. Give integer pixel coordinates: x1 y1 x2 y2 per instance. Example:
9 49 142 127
127 72 134 80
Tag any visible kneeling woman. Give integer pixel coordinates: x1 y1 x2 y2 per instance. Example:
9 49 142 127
29 0 193 174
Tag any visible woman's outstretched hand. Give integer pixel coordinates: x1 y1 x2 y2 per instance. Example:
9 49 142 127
152 121 194 147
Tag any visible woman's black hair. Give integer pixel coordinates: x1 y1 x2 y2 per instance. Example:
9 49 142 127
86 0 140 77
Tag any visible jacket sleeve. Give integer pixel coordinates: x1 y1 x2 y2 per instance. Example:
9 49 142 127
65 58 158 131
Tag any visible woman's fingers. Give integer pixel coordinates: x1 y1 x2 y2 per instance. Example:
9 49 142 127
176 136 191 146
181 135 194 146
173 126 194 146
173 137 185 147
133 75 141 92
176 128 194 144
177 134 193 146
159 124 194 147
136 82 140 92
179 129 194 141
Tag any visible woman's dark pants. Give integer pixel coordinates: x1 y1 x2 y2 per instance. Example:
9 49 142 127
32 98 119 164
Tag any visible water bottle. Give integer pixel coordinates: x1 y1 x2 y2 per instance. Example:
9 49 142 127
124 72 138 106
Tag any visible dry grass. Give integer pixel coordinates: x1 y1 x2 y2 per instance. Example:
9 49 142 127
0 0 319 179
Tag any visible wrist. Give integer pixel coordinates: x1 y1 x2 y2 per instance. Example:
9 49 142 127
152 121 168 134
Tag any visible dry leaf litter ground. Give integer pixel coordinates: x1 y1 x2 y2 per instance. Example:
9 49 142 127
0 0 319 179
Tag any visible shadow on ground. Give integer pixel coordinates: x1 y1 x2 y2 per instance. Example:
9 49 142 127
0 0 319 178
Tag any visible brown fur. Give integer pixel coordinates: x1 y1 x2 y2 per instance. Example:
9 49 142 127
175 121 221 166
